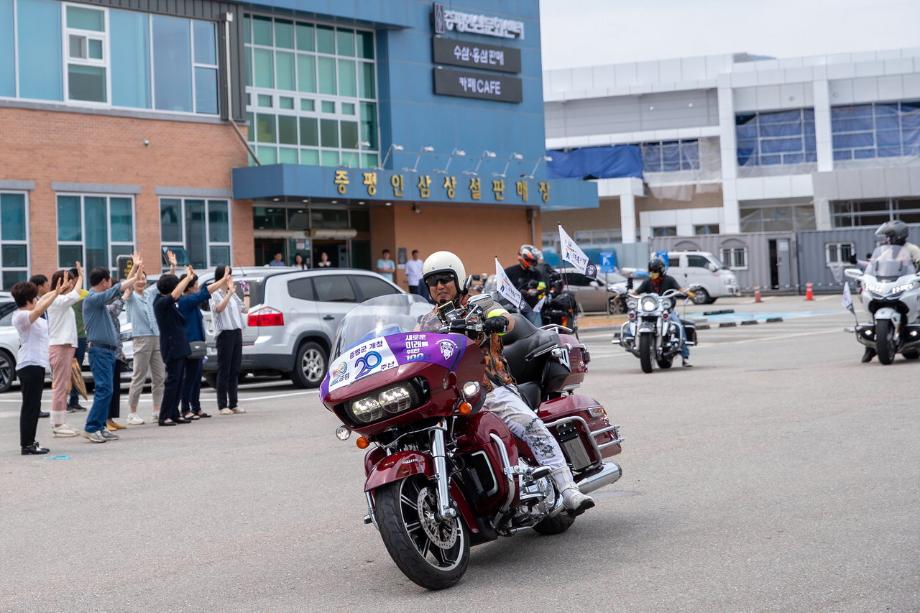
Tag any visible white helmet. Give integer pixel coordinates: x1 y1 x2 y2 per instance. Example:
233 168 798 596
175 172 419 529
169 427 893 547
422 251 466 296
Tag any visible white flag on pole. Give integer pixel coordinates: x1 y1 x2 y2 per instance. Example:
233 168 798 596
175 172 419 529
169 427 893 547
558 224 589 275
842 281 854 313
494 258 524 310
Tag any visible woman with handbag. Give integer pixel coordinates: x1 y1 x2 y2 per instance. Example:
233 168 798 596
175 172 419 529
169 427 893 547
178 272 229 420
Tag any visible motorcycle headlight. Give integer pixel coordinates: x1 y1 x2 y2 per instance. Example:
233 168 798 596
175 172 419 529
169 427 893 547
640 296 658 312
627 299 638 310
349 397 383 423
379 385 412 414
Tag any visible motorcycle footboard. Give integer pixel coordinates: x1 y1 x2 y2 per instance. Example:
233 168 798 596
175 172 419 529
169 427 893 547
684 323 698 346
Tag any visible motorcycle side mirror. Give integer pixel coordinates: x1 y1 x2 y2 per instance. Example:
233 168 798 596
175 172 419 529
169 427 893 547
844 268 862 279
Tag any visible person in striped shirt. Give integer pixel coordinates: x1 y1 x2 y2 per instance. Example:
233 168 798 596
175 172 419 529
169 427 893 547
209 266 250 415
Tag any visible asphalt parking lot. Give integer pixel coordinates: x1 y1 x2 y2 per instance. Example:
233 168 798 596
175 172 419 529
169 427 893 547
1 295 918 611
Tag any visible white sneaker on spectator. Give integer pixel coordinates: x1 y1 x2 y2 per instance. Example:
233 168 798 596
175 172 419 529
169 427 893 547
52 424 78 437
126 413 145 426
83 430 107 444
230 407 246 414
219 408 233 415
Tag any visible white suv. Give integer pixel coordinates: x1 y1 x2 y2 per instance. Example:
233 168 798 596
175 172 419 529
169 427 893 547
198 268 405 388
666 251 740 304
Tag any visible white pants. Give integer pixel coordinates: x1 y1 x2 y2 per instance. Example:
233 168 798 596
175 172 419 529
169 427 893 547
484 385 576 491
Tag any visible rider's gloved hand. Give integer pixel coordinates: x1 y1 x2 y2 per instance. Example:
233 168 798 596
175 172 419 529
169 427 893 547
483 316 508 335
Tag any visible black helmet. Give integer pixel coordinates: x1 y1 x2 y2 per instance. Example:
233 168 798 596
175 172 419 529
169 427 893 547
648 258 666 274
875 220 909 246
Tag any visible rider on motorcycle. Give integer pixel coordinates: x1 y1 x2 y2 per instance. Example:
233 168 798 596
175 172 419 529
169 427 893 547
633 258 695 367
504 244 548 327
418 251 595 516
861 220 920 363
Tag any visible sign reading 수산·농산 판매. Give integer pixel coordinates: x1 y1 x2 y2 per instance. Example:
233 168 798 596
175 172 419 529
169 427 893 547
432 37 522 74
433 3 525 39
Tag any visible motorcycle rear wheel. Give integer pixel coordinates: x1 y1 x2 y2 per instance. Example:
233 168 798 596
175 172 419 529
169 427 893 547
375 476 470 591
876 319 896 365
639 334 654 373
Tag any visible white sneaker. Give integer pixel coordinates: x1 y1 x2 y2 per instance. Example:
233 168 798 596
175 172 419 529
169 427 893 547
562 487 595 516
230 407 246 414
126 413 145 426
219 408 233 415
52 424 78 437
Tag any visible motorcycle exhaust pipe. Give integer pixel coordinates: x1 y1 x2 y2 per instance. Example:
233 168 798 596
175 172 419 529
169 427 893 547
577 462 622 495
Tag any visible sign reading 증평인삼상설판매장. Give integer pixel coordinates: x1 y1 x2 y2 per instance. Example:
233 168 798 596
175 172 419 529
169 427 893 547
433 3 525 39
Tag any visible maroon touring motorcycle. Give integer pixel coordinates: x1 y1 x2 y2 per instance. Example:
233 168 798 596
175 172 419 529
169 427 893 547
321 294 623 590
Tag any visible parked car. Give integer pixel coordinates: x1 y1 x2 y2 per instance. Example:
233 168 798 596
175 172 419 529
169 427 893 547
554 268 629 314
0 293 18 393
666 251 741 304
194 268 405 388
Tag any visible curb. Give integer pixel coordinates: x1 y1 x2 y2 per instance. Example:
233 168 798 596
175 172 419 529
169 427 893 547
718 322 738 328
703 309 735 316
765 317 784 323
694 324 711 330
740 320 758 326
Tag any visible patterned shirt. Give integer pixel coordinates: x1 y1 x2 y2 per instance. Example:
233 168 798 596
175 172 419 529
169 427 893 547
417 295 516 390
209 289 245 333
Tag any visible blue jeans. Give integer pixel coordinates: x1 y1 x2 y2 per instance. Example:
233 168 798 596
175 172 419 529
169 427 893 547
86 346 115 433
669 311 690 360
68 337 87 407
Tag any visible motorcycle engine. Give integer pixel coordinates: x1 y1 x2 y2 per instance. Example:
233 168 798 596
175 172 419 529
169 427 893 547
516 460 557 522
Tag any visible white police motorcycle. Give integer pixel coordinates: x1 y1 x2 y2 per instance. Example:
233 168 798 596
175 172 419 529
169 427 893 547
618 289 698 373
845 244 920 364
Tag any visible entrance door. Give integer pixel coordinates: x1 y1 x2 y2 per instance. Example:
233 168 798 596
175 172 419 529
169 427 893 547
768 239 792 290
255 238 286 266
312 240 348 268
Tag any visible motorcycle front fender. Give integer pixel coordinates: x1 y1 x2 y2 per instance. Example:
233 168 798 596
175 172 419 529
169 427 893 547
874 308 901 325
363 449 479 535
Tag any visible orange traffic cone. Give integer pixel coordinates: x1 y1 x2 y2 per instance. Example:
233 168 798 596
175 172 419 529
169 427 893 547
805 282 814 301
754 287 762 303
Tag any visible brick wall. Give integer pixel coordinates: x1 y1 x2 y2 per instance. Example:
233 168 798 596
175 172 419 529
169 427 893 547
0 107 252 277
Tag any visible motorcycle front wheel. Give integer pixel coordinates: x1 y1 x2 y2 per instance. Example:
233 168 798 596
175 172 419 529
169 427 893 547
876 319 896 365
639 334 654 373
375 475 470 590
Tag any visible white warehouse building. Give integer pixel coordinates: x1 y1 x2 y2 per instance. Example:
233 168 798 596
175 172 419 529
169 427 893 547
541 48 920 252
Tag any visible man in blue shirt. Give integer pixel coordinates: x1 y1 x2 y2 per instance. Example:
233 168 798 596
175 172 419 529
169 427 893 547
177 272 228 419
82 256 144 443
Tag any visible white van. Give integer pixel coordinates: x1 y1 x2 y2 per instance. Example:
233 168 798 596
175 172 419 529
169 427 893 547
666 251 740 304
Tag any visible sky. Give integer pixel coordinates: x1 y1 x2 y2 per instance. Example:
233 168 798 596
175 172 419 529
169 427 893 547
539 0 920 70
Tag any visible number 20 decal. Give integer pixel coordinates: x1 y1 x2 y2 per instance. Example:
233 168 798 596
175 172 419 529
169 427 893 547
355 351 382 379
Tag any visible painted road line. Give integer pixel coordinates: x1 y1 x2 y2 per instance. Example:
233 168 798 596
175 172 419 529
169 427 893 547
239 390 320 403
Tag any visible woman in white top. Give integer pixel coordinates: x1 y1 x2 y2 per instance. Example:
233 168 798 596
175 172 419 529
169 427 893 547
209 265 250 415
12 277 62 455
47 263 84 437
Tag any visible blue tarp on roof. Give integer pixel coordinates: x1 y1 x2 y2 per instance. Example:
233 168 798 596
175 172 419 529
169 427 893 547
546 145 643 180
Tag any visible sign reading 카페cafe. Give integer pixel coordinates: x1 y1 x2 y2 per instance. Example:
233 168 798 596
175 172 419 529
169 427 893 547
433 67 522 103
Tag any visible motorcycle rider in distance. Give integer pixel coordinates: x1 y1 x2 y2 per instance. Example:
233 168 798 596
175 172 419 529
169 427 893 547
632 258 696 367
418 251 595 516
504 244 548 327
861 220 920 363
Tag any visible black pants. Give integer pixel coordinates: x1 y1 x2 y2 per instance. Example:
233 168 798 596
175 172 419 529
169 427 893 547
68 337 86 407
18 365 45 448
161 358 186 423
108 359 122 420
181 357 203 414
216 329 242 409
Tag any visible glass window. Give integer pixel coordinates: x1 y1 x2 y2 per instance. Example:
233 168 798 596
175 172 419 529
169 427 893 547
110 9 150 108
313 275 355 303
301 149 319 165
1 193 27 241
209 246 231 267
193 20 216 65
320 119 339 147
686 255 710 269
316 25 335 54
58 245 82 269
252 16 272 46
337 59 356 97
253 206 285 229
18 0 64 101
321 100 335 114
694 224 718 235
256 114 276 143
57 195 82 241
317 57 336 94
652 226 677 237
160 199 182 243
84 196 108 271
253 48 274 88
297 55 316 92
301 99 315 112
110 197 133 241
336 29 355 57
195 68 218 114
152 16 193 112
340 121 359 149
274 19 294 49
736 110 816 167
278 115 298 145
357 31 374 59
275 51 295 91
2 244 27 267
359 62 375 98
352 275 398 300
257 94 272 107
66 5 104 31
287 277 316 301
279 96 294 110
287 207 309 230
185 200 207 269
296 23 314 51
68 65 106 102
320 150 339 166
208 201 230 242
0 0 14 97
299 117 319 146
360 102 378 149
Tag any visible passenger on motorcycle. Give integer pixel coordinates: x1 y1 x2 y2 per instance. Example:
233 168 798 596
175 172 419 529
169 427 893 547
504 244 548 327
418 251 595 516
633 258 695 367
861 220 920 363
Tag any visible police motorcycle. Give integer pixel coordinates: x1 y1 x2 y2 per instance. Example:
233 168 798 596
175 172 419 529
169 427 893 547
540 274 580 336
845 244 920 364
619 288 698 373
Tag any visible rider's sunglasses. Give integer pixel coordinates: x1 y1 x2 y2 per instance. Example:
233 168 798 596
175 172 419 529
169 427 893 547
426 273 454 287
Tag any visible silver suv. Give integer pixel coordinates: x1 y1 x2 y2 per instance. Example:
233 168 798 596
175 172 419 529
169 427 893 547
196 268 404 388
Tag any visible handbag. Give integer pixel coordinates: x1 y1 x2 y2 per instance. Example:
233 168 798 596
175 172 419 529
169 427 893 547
70 358 89 400
188 341 207 359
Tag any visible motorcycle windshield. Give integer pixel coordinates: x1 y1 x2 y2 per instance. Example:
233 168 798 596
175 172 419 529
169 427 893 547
323 294 469 397
866 245 914 280
332 294 434 360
